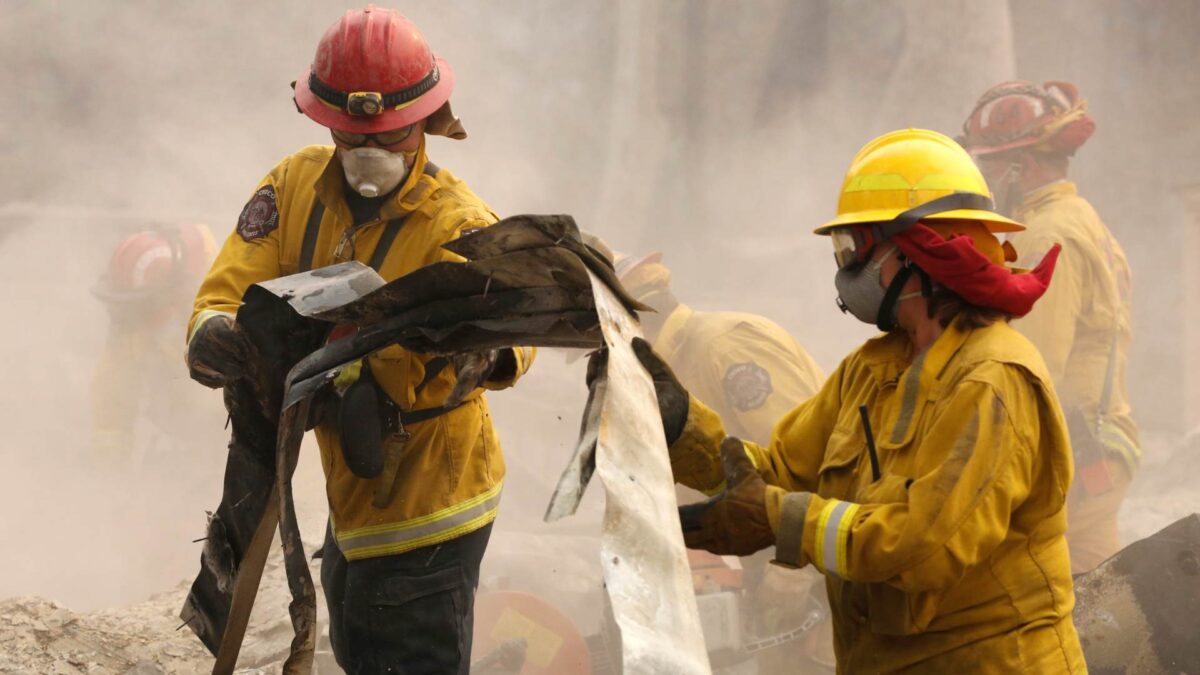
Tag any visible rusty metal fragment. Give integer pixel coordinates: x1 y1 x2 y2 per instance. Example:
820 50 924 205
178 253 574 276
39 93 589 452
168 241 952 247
1074 513 1200 674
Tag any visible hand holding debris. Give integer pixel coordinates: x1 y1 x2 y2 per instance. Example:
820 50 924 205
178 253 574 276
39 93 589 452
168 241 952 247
629 337 689 446
186 314 254 389
679 437 775 556
444 349 500 407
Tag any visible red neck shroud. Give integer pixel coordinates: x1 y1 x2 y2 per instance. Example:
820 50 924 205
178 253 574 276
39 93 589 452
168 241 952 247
891 223 1061 317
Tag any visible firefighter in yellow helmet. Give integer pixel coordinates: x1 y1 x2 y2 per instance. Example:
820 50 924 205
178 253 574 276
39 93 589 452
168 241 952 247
961 80 1139 574
621 129 1086 672
186 7 532 671
91 224 216 465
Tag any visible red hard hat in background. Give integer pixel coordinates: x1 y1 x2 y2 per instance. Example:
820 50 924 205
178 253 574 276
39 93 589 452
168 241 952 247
94 224 215 303
959 80 1095 157
293 4 455 133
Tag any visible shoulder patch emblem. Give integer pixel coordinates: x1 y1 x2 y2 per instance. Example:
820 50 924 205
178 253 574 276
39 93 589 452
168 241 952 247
723 362 773 412
237 185 279 241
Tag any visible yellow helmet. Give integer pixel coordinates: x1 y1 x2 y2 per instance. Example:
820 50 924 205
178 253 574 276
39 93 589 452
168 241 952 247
815 128 1023 235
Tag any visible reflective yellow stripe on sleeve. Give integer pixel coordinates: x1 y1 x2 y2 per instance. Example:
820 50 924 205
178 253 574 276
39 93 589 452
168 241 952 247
813 498 860 579
1100 422 1141 472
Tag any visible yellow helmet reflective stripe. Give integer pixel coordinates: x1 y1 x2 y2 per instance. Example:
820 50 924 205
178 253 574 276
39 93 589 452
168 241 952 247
816 128 1024 235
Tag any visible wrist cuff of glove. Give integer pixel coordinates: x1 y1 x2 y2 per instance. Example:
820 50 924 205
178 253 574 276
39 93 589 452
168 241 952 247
669 396 728 494
771 491 812 570
188 309 235 344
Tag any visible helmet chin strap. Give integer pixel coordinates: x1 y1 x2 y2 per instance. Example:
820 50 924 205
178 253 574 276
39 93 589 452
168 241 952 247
876 263 933 331
875 265 912 332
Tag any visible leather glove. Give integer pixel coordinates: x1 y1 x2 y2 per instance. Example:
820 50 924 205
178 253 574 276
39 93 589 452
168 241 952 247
679 436 775 556
187 314 253 389
444 349 499 407
586 337 689 446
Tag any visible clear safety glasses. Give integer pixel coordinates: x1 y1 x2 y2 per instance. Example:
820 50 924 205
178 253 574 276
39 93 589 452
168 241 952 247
331 124 416 149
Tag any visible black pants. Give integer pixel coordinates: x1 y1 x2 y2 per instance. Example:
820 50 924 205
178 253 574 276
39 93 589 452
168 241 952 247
321 523 493 674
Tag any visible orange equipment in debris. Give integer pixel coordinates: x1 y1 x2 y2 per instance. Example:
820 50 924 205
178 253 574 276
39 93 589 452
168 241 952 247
472 590 592 675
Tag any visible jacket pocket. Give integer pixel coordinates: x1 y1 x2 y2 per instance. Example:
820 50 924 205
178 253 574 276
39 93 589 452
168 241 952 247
865 582 937 635
816 427 865 501
375 563 466 607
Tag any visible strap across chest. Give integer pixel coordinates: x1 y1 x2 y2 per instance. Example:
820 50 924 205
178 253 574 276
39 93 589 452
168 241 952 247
298 162 440 273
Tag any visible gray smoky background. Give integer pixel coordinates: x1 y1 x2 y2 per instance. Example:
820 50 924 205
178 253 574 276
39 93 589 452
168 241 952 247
1 0 1198 661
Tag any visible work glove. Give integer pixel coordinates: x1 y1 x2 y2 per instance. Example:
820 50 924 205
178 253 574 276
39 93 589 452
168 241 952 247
679 437 775 556
444 349 500 407
585 337 689 446
187 314 253 389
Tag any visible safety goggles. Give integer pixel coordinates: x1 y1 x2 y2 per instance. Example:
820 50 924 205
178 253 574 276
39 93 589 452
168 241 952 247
331 125 416 149
831 227 879 269
830 192 997 268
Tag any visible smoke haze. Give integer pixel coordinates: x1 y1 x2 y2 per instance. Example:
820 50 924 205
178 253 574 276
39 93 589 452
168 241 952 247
1 1 1197 660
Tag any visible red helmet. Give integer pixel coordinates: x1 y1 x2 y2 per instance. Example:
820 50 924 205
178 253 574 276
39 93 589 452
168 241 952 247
959 80 1095 157
293 5 455 134
94 224 215 303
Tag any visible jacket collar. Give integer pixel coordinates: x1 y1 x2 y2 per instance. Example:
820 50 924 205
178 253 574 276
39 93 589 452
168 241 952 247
858 315 973 391
314 136 437 225
1018 180 1077 219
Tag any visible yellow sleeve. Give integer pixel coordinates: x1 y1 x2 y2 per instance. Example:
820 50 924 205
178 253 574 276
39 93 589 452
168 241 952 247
670 359 846 494
1012 234 1084 384
187 159 293 342
775 367 1037 594
708 324 824 445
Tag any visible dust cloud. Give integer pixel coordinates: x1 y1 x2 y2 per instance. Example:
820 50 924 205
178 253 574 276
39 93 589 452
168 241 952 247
1 0 1198 670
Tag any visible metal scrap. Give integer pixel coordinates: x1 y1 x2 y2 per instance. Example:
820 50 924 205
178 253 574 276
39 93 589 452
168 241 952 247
1074 512 1200 674
182 214 630 673
548 269 712 675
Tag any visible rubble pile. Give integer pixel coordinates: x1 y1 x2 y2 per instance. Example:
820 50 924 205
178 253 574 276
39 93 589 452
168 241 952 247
0 555 322 675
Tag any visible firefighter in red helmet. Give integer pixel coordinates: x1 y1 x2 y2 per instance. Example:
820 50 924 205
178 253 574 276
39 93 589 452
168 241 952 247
92 224 216 465
960 80 1141 574
186 6 532 672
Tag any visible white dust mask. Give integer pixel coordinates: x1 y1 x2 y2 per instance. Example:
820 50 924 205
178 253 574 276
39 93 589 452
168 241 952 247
338 147 411 198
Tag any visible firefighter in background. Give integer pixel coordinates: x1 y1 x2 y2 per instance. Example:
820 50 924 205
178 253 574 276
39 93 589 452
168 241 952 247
604 241 833 671
621 129 1086 672
186 6 532 672
959 80 1140 573
613 250 824 446
91 224 216 465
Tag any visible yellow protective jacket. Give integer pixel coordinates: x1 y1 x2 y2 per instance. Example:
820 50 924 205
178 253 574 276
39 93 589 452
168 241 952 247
653 303 823 446
1011 181 1140 470
189 143 532 561
671 318 1086 674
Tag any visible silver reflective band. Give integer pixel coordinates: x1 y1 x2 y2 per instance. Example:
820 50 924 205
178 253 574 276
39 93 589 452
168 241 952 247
335 482 503 560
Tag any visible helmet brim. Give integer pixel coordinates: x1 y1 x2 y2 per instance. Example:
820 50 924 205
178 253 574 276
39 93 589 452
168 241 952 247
294 56 456 133
814 208 1024 235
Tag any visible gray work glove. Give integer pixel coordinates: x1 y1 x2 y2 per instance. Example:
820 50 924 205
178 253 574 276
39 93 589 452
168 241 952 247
187 314 254 389
586 337 689 446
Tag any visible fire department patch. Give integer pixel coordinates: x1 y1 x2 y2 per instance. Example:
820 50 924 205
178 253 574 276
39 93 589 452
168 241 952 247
237 185 279 241
723 362 773 412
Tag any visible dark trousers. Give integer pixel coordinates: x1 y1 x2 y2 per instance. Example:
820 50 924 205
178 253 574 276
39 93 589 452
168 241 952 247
321 523 493 674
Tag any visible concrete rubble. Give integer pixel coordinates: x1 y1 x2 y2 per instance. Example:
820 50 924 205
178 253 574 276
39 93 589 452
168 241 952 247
0 553 333 675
